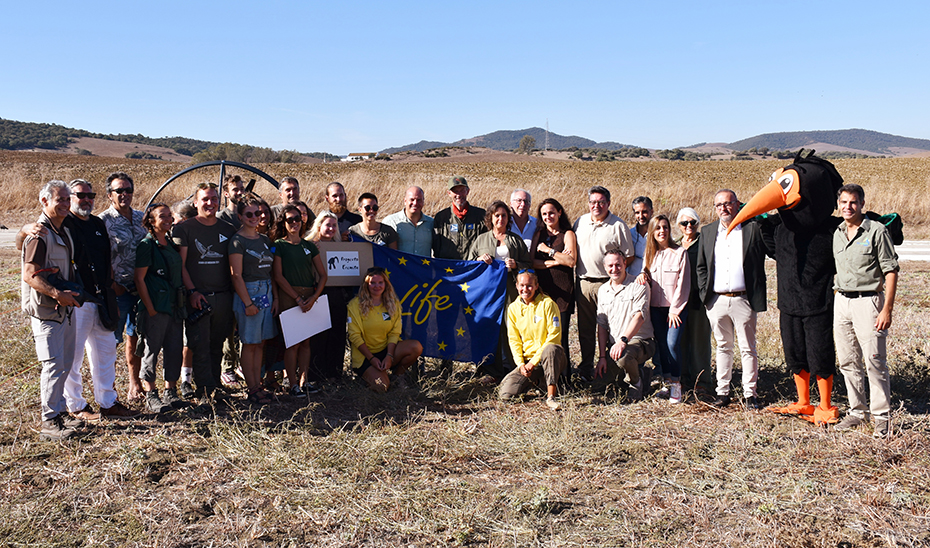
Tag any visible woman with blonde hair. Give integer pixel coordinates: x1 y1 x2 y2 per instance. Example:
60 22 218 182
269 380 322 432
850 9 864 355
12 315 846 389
306 211 351 383
636 214 690 404
347 267 422 392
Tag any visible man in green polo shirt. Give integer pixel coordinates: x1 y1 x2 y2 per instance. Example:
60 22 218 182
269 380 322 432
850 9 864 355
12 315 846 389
832 183 898 439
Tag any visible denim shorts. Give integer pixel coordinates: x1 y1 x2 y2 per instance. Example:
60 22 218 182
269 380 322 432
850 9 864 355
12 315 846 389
232 279 276 344
115 291 138 342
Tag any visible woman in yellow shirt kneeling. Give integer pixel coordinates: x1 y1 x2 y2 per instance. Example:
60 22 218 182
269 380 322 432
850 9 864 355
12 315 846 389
347 267 423 392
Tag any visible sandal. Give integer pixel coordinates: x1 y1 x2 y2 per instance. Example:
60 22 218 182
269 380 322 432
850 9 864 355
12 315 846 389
247 389 273 406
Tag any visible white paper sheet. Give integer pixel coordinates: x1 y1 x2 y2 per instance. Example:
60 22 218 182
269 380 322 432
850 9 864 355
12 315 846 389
279 294 332 348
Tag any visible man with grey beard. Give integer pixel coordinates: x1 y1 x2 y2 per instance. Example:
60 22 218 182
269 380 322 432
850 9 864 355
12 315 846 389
18 179 139 421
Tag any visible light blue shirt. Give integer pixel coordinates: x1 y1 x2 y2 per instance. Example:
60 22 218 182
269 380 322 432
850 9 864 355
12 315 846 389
628 226 648 277
511 216 538 253
383 210 435 257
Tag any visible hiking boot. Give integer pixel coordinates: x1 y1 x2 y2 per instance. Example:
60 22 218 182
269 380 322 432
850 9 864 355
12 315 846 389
146 390 169 413
70 404 100 423
711 394 731 408
873 417 891 439
834 414 863 432
545 397 562 411
302 382 322 395
40 414 78 441
101 401 141 419
627 379 644 402
62 414 85 430
161 388 188 409
669 382 683 405
179 381 195 399
289 385 306 398
745 396 764 410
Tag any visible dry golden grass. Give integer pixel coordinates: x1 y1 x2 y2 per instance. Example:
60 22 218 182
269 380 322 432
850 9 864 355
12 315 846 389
2 151 929 238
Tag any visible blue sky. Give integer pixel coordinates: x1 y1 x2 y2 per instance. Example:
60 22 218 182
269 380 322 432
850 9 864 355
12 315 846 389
2 1 927 155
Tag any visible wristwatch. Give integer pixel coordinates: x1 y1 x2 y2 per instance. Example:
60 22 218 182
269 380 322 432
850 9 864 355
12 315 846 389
620 336 628 343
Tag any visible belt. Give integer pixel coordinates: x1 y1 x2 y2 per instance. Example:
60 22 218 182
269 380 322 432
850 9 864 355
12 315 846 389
581 277 610 283
716 291 746 298
201 290 231 297
838 290 878 299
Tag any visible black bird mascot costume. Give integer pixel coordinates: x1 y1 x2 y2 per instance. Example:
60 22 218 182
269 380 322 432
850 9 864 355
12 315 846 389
728 151 843 425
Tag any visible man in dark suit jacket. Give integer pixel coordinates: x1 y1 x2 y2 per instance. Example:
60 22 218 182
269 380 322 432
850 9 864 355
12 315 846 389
695 189 769 409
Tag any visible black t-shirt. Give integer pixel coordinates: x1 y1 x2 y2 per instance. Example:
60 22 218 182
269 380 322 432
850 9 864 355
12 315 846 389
64 213 112 299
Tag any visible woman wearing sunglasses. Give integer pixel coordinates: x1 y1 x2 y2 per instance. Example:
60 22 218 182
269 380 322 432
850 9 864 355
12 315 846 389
675 207 714 398
272 204 327 396
229 195 278 405
348 193 398 249
347 267 422 392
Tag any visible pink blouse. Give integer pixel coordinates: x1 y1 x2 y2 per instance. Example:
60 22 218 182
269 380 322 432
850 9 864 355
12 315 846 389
648 246 690 316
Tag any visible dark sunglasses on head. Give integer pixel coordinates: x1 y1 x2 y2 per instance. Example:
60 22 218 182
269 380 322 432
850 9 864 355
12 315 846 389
364 204 379 212
197 182 218 190
110 187 133 195
242 210 259 218
518 268 536 275
679 220 698 227
367 267 386 275
285 216 301 224
75 192 96 200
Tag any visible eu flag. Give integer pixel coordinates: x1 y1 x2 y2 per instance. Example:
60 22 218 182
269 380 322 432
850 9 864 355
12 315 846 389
370 245 506 363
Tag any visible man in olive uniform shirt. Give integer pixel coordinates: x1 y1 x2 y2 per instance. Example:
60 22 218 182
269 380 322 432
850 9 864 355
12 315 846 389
432 176 487 260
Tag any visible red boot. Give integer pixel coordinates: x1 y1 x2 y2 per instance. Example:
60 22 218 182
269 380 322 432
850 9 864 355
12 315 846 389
813 375 839 425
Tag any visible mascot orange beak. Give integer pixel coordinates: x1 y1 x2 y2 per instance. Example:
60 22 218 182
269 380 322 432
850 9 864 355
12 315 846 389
727 168 803 235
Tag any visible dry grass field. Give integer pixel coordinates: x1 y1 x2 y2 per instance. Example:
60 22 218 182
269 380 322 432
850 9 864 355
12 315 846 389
0 152 928 547
2 151 929 237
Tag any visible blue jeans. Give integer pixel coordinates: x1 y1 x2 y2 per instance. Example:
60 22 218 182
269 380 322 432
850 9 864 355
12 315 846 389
650 307 688 382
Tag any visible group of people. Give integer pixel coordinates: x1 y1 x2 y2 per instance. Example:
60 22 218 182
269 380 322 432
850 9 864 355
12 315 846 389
23 170 899 441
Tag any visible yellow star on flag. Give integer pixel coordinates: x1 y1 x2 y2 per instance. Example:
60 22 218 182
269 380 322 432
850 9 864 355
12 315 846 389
456 327 465 337
421 259 431 266
459 282 470 292
398 257 407 266
445 267 454 274
464 306 474 315
438 341 447 351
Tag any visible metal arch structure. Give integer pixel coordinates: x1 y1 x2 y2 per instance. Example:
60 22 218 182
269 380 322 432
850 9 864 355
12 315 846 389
143 160 281 212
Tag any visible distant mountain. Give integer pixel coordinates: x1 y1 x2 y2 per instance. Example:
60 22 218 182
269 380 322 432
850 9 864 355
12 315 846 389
382 127 638 154
727 129 930 155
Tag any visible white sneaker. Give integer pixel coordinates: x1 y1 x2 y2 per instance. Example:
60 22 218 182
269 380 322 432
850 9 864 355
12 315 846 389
546 397 562 411
669 382 682 404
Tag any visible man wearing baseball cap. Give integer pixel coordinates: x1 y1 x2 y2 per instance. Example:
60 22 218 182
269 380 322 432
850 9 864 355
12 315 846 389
432 176 487 260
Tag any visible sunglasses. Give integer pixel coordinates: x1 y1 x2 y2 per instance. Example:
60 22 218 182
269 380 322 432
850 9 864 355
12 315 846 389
197 182 218 190
285 216 301 224
679 220 698 227
110 187 133 195
75 192 96 200
588 199 607 207
367 267 386 275
363 204 379 212
242 210 260 218
518 268 536 275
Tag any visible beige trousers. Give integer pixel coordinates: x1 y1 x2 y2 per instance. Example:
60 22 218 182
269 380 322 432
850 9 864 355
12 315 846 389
706 294 758 398
834 292 891 420
499 344 567 400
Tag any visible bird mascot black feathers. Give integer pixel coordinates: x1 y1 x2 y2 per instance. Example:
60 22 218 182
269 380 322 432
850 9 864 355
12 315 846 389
728 150 843 425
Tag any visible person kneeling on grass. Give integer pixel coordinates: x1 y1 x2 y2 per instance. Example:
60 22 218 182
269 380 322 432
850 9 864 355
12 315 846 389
347 267 422 393
135 203 187 413
498 269 567 411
